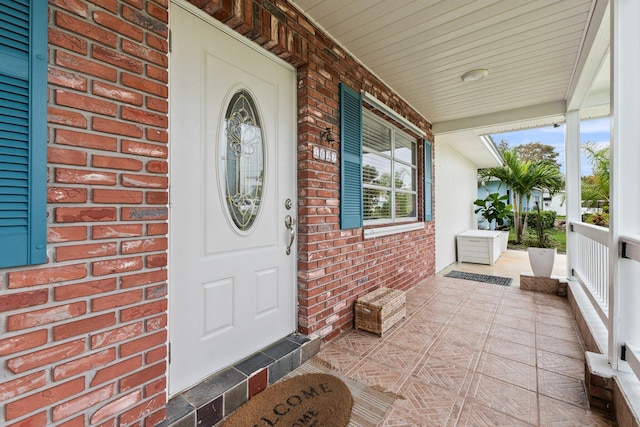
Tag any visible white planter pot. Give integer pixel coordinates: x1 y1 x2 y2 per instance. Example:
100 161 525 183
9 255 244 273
527 247 556 277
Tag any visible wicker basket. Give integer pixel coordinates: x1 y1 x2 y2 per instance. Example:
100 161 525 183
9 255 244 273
354 287 406 336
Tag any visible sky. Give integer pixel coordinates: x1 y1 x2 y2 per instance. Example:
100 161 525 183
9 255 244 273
490 116 610 177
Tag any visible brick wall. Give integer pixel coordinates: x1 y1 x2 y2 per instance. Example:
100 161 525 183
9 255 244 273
0 1 169 426
190 0 437 341
0 0 436 425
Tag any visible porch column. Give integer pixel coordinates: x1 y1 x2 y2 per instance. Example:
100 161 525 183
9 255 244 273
564 110 580 280
609 0 640 369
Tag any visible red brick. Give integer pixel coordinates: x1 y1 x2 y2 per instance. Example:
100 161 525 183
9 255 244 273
146 253 167 268
121 39 167 67
120 362 166 392
146 222 167 236
56 242 118 262
48 146 87 166
48 187 88 203
91 322 143 350
120 270 167 289
54 278 118 301
8 264 87 288
121 238 167 255
91 390 142 424
93 224 143 239
53 384 115 422
144 377 166 399
93 189 144 204
92 45 144 74
93 154 143 170
53 313 116 341
55 207 117 223
55 11 117 47
48 226 88 243
0 371 47 402
91 289 143 312
0 330 48 357
48 67 88 91
53 348 116 381
5 378 84 420
92 116 143 138
55 51 117 82
7 340 85 374
145 96 168 113
144 345 166 365
146 191 168 205
121 174 167 188
6 411 48 427
48 106 88 128
92 256 144 276
145 312 166 331
7 301 86 331
0 290 48 313
91 355 142 386
50 0 89 17
122 4 168 35
121 207 168 221
121 394 165 426
121 140 167 158
55 168 117 185
56 415 86 427
49 27 88 55
120 330 166 357
145 160 167 174
93 11 143 41
146 2 168 23
56 90 117 116
120 300 167 322
55 128 118 151
121 106 167 128
121 73 167 98
145 63 168 83
145 128 168 143
146 33 168 54
92 81 143 105
88 0 118 13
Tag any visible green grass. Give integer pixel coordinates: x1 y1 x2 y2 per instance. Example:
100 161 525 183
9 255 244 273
507 227 566 253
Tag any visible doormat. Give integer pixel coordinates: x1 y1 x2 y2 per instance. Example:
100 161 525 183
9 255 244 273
221 373 353 427
444 270 512 286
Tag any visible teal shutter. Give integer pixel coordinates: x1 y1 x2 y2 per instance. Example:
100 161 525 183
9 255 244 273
339 83 363 229
0 0 47 268
424 139 433 221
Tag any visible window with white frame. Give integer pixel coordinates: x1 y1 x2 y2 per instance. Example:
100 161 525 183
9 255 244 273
362 110 417 223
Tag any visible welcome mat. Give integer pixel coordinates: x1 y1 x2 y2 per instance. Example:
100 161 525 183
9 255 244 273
221 373 353 426
444 270 512 286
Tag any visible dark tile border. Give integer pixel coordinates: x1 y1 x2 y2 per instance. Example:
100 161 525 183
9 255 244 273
158 333 320 427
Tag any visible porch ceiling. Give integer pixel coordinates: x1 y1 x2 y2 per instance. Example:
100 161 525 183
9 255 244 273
290 0 610 168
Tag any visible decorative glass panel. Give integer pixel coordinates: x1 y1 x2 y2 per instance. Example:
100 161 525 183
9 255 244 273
222 90 264 231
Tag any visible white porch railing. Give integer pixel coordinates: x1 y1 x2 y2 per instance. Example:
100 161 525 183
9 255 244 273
571 222 640 383
620 235 640 383
571 221 610 325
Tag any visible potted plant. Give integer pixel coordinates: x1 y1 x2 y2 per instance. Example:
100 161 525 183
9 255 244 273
525 202 558 277
473 193 512 230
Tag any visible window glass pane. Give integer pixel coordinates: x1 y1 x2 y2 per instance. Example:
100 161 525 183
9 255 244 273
395 132 415 164
394 161 415 191
364 189 392 220
363 116 391 153
221 90 264 231
363 153 391 187
395 193 416 218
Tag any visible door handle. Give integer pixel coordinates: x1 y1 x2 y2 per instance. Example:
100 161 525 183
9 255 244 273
284 215 296 255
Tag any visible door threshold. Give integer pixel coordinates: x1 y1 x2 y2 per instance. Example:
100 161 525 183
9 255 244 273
159 333 321 426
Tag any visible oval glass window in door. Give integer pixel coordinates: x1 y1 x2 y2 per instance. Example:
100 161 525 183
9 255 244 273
222 89 264 231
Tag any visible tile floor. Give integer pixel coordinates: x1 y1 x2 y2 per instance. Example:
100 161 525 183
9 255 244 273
314 251 618 426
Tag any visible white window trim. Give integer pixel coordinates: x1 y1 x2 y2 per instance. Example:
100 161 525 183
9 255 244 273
362 91 425 137
364 222 425 239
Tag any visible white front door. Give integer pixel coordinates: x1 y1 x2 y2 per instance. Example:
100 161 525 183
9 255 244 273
169 2 297 395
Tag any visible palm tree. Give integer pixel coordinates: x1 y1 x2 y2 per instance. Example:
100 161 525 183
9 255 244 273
480 150 564 244
581 142 609 209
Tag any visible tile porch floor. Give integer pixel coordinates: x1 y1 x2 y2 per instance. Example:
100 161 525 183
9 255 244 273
314 250 617 426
